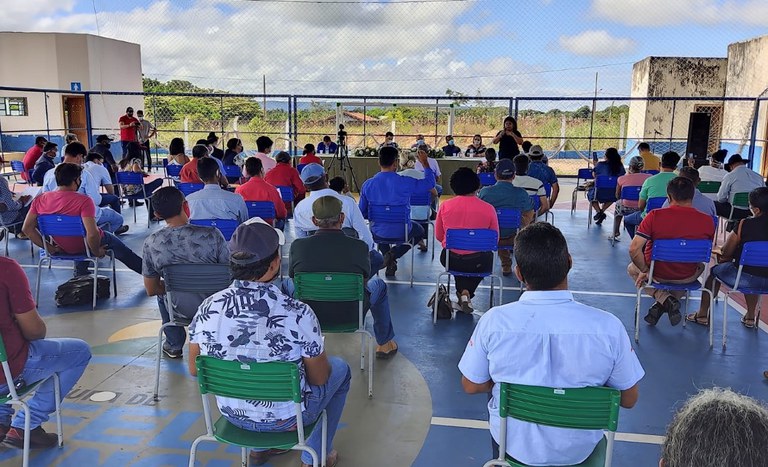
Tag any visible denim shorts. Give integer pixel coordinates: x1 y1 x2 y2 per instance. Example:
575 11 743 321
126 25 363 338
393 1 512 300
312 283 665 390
713 262 768 291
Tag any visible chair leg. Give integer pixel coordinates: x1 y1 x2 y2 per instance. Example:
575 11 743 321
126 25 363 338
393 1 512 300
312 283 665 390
92 260 99 310
112 252 117 298
409 245 415 287
634 289 642 343
682 291 690 328
154 324 167 401
241 447 247 467
54 373 63 447
22 402 30 467
722 292 729 350
707 290 714 349
35 259 44 305
368 332 374 398
187 435 213 467
359 332 365 371
321 411 328 467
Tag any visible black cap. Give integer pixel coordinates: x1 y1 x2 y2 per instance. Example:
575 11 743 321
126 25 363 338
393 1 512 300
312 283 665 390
727 154 749 165
96 134 114 143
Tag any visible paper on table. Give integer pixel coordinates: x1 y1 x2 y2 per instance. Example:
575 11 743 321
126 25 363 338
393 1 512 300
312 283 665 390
14 187 42 207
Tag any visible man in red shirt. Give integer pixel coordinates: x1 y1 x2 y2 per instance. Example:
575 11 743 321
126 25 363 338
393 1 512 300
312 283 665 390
627 177 715 327
235 156 287 228
299 144 323 165
265 151 306 213
0 257 91 448
21 136 47 181
118 107 139 158
179 144 229 187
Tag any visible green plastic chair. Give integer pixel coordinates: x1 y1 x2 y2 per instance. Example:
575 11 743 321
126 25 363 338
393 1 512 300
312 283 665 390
482 384 621 467
188 357 327 467
293 272 374 398
697 180 721 194
0 334 63 467
721 191 751 242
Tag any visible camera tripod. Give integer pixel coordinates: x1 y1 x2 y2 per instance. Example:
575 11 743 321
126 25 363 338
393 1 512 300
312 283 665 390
328 125 360 192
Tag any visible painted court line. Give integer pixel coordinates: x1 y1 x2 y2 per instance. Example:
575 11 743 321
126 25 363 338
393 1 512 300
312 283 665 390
430 417 665 445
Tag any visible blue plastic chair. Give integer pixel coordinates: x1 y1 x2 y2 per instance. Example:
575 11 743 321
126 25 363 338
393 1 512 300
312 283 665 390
0 202 33 257
612 186 643 246
720 241 768 349
634 238 714 346
645 196 667 213
642 170 660 175
410 190 436 260
587 176 618 229
540 183 555 225
35 215 117 309
116 171 153 228
479 172 496 187
177 182 204 197
368 204 416 286
9 160 31 190
190 219 239 241
222 165 242 181
245 200 277 225
296 163 308 175
495 208 523 295
276 186 295 218
165 163 183 181
434 228 501 323
571 168 594 214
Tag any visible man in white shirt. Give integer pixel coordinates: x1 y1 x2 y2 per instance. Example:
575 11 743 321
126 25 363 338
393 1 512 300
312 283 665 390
42 142 127 235
715 154 766 228
459 222 644 466
413 143 443 205
83 152 120 214
293 163 383 272
698 149 728 183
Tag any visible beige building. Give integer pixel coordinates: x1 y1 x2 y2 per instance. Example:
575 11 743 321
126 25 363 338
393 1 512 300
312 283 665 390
0 32 142 152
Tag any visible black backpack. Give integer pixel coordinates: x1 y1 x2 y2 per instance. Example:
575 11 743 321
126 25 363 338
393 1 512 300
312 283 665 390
55 275 111 307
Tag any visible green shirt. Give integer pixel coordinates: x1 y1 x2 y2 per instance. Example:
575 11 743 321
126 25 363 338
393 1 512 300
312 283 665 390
639 171 676 216
478 182 534 238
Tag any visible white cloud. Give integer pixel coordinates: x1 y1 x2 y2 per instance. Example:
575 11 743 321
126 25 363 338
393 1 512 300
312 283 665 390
559 30 636 57
457 23 500 43
592 0 768 27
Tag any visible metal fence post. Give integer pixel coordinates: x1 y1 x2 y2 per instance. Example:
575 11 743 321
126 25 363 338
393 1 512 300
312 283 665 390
587 97 596 161
151 94 159 166
748 98 761 169
668 99 677 153
293 96 298 152
84 92 93 149
44 92 51 141
219 95 225 153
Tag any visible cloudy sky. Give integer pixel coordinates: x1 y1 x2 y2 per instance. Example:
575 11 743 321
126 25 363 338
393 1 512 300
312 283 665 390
2 0 767 100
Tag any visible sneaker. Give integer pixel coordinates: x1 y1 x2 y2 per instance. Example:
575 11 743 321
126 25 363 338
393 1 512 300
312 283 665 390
502 266 513 277
417 241 428 252
644 302 665 326
664 296 682 326
3 426 58 449
376 340 398 359
459 291 474 314
249 448 290 466
162 342 182 359
592 212 601 221
114 225 130 235
384 252 398 277
608 234 621 242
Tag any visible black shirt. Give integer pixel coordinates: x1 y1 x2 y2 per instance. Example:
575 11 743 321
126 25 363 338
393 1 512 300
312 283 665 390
498 130 522 160
736 215 768 277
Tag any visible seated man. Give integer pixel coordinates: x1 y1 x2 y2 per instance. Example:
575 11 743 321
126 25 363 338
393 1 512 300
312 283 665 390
30 143 57 187
316 135 337 155
23 163 143 278
637 142 660 172
188 221 350 467
0 257 91 449
623 151 680 238
42 142 127 235
441 135 461 157
142 186 230 358
0 175 33 239
359 147 435 277
698 149 728 183
83 152 120 213
235 157 287 228
186 158 249 223
379 131 399 149
661 167 715 217
22 136 48 181
478 159 534 276
293 163 382 272
180 144 228 187
287 196 398 358
511 155 548 215
89 135 118 182
526 145 559 211
627 177 715 327
459 222 643 465
264 151 306 210
715 153 765 229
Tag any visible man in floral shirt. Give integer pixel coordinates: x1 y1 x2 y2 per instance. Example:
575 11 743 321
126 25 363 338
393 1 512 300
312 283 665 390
188 220 351 467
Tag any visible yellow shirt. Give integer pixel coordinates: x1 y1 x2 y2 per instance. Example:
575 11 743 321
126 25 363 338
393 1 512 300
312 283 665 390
640 151 660 171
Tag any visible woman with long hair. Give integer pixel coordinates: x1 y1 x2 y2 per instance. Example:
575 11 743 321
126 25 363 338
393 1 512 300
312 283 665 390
168 138 189 165
589 147 626 225
492 116 524 160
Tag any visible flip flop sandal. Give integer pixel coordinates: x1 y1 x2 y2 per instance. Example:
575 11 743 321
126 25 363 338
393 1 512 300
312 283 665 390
741 316 756 329
685 313 708 326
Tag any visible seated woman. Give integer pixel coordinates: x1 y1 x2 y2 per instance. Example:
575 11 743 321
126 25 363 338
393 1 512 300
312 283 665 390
687 187 768 328
611 156 651 241
587 147 626 225
476 148 497 174
465 134 486 157
398 151 437 252
167 138 190 165
119 144 164 208
222 138 243 168
299 144 323 165
435 167 499 313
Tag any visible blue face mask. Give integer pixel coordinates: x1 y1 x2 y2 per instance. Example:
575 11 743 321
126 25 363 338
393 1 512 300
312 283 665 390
448 140 455 146
417 139 424 145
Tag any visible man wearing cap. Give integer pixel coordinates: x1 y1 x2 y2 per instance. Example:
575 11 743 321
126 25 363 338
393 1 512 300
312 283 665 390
89 135 118 181
294 163 382 272
715 154 765 228
188 219 350 467
235 157 287 228
30 142 58 186
478 159 535 276
360 146 435 277
265 151 306 212
526 145 560 211
118 107 140 158
22 136 48 181
288 195 398 358
186 158 249 223
142 186 230 359
699 149 728 184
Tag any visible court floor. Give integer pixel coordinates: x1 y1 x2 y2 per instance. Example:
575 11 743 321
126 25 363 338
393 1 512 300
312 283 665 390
2 179 767 467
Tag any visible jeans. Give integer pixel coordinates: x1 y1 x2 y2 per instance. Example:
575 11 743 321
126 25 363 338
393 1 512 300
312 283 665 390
96 207 124 234
623 211 643 238
99 193 121 213
369 250 384 273
377 223 425 261
282 278 394 345
74 231 143 276
0 338 91 429
713 262 768 291
120 141 131 158
156 296 187 351
228 356 351 464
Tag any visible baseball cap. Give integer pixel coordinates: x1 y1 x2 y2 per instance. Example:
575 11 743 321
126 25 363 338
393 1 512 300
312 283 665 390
95 134 114 142
228 219 285 265
312 196 343 219
529 145 544 158
727 154 749 165
495 159 515 178
300 163 325 185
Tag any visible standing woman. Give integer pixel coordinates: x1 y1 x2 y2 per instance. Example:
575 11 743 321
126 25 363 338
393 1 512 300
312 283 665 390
465 134 486 157
492 116 523 160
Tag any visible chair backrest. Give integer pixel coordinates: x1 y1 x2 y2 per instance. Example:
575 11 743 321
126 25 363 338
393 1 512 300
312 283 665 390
296 163 307 175
115 171 144 186
195 356 302 402
620 185 641 202
367 204 410 225
445 228 498 252
410 190 431 207
576 168 593 182
529 195 541 212
190 219 239 241
163 263 232 296
543 183 552 197
276 186 294 203
10 160 24 172
479 172 496 187
0 333 19 400
37 215 89 256
650 238 712 263
294 272 365 331
645 196 666 212
496 208 522 231
166 164 183 178
593 176 619 203
732 191 750 209
740 241 768 268
499 383 620 432
245 200 276 220
162 158 169 168
697 180 721 194
642 170 659 175
222 165 241 179
177 182 204 197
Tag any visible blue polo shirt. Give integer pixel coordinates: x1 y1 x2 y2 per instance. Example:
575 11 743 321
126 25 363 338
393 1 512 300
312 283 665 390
359 168 435 239
478 182 533 238
527 160 558 187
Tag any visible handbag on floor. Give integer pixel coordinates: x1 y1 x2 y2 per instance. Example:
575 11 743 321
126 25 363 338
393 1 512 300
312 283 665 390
427 284 453 320
55 275 111 307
